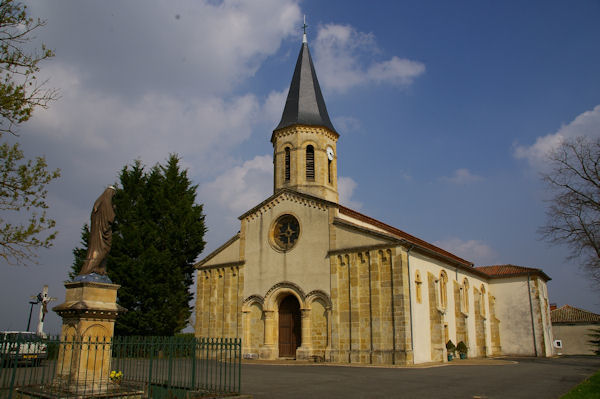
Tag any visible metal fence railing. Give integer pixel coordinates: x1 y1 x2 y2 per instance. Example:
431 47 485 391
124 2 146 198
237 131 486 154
0 334 241 399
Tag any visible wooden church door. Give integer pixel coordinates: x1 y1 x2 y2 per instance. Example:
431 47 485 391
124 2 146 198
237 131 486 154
278 295 301 357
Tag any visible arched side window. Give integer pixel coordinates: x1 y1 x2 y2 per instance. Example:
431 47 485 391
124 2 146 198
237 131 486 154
462 278 469 313
284 147 291 182
328 158 332 183
306 145 315 180
480 284 486 317
415 270 422 304
439 270 448 309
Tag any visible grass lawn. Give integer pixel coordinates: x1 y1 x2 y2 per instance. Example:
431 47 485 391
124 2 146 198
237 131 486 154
561 369 600 398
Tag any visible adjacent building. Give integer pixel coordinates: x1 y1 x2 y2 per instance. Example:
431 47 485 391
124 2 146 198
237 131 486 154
552 305 600 355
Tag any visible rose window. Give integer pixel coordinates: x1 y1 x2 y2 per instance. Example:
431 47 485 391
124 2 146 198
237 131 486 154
272 214 300 251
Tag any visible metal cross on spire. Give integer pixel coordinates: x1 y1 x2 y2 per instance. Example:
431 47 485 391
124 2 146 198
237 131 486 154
302 15 308 43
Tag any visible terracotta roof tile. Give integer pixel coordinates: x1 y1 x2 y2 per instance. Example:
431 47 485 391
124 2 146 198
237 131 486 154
338 205 472 267
551 305 600 324
476 264 551 281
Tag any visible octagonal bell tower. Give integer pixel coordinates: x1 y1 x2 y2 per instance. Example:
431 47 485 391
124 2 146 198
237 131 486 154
271 32 339 203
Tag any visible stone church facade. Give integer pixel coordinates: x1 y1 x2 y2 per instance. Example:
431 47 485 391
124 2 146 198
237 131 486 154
194 35 554 364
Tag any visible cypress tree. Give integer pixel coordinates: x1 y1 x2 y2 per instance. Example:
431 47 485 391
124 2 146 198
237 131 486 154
70 155 206 335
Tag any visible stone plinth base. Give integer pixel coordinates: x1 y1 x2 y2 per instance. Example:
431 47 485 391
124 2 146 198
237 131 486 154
295 345 312 360
259 345 277 360
15 384 143 399
52 280 126 394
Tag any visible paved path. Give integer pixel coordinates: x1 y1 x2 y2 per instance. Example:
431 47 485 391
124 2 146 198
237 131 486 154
241 356 600 399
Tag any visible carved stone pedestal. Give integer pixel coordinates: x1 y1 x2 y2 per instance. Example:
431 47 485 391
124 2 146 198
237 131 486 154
51 280 127 395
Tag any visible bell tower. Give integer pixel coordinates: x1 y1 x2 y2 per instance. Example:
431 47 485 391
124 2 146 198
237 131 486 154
271 31 339 203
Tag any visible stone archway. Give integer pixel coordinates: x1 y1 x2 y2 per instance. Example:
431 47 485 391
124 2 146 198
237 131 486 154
278 295 301 357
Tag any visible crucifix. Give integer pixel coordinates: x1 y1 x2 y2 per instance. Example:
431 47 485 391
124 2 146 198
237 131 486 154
302 15 308 43
35 285 57 336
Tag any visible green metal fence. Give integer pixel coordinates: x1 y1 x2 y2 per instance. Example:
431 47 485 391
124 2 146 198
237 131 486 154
0 334 241 399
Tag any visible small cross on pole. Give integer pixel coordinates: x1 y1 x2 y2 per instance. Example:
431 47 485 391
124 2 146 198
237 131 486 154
36 285 57 337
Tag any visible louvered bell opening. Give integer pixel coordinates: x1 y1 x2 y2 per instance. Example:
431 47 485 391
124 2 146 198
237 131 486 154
306 145 315 180
285 147 291 181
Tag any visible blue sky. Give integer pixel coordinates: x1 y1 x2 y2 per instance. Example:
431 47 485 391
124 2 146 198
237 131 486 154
1 0 599 334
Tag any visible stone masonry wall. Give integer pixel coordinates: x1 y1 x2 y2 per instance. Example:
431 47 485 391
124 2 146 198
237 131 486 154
310 299 328 357
195 266 243 339
454 281 467 346
488 293 501 355
329 247 412 365
428 272 443 362
474 287 486 357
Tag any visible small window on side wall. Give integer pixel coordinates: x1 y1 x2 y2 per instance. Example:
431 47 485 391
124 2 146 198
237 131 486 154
462 278 469 313
415 271 422 304
439 271 448 309
480 284 486 317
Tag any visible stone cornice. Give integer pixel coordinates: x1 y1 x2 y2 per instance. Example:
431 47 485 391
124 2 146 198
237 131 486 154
196 261 245 271
63 281 120 290
239 189 333 222
53 301 126 320
271 124 339 144
195 233 240 268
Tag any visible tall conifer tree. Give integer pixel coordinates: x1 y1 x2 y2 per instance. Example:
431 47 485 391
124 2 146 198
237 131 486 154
71 155 206 335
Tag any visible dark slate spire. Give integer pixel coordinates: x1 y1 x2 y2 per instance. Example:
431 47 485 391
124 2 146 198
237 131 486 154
274 39 337 133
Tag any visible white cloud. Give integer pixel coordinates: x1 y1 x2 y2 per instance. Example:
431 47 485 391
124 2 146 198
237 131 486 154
434 237 498 265
263 88 288 126
440 168 483 185
338 176 362 209
333 116 361 133
199 155 273 216
514 104 600 169
314 24 425 92
29 62 268 183
367 57 426 86
29 0 302 97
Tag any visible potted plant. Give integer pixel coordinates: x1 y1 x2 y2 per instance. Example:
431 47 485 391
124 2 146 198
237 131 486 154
457 341 468 359
446 340 456 361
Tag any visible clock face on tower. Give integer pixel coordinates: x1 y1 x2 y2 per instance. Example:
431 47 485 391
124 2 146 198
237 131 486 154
326 147 334 161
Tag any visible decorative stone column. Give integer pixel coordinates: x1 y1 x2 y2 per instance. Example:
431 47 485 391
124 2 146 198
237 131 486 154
53 280 126 394
241 309 252 356
324 306 333 361
259 310 277 359
296 308 312 360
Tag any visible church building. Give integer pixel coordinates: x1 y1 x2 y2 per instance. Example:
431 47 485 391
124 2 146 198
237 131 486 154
194 33 554 364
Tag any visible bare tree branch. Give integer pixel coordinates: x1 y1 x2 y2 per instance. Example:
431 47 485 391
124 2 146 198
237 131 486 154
540 136 600 286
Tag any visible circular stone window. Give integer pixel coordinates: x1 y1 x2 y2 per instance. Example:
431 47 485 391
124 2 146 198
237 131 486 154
271 214 300 251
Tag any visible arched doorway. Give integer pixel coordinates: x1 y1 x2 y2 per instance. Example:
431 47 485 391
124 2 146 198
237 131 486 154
278 295 301 357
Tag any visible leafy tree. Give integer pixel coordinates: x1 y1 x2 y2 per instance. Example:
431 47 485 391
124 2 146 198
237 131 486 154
0 0 59 264
71 155 206 336
69 224 89 280
540 136 600 285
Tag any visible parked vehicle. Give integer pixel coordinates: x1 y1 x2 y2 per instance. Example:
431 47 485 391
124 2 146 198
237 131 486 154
0 331 48 366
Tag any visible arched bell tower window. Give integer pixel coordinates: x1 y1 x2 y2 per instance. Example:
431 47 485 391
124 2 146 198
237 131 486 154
284 147 291 182
306 145 315 180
